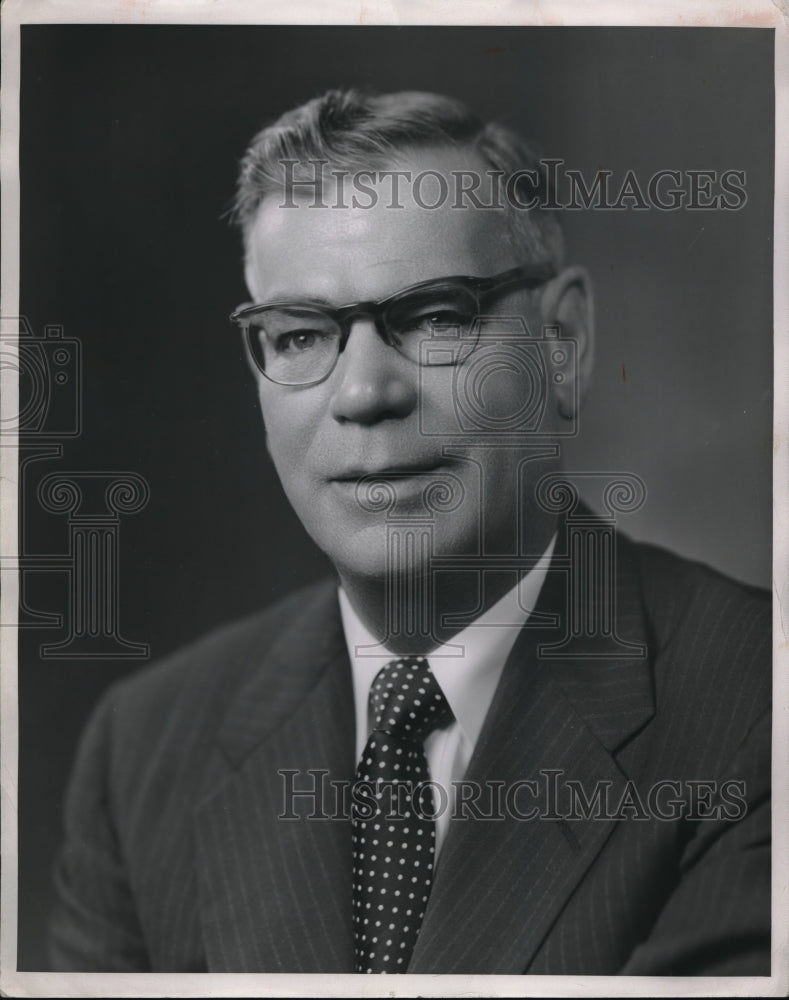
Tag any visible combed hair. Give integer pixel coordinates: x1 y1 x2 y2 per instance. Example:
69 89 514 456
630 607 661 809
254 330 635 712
233 88 563 269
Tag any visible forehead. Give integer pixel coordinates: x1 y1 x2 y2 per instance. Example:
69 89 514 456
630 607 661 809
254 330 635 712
243 146 518 304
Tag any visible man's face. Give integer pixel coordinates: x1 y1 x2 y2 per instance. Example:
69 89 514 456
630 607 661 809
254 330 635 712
244 147 568 586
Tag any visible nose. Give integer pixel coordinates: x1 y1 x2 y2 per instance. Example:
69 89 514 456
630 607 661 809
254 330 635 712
328 319 418 425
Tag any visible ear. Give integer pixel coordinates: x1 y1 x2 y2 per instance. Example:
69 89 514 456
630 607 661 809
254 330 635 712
540 265 595 420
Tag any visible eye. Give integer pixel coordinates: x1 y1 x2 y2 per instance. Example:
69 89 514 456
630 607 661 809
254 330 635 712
424 309 468 328
399 308 472 335
388 286 479 340
272 329 325 354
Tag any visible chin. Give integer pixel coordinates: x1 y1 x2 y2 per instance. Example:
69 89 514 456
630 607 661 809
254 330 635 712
322 522 434 587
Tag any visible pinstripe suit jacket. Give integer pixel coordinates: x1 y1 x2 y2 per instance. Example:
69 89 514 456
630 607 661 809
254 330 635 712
49 527 771 975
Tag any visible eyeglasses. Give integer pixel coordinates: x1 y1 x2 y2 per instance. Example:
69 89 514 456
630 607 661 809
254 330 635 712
230 264 555 386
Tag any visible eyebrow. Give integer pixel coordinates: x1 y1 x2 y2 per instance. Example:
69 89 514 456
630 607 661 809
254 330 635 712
254 273 484 308
254 270 473 308
256 292 339 307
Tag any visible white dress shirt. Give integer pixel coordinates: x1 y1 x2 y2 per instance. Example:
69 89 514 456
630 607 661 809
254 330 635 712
339 533 556 858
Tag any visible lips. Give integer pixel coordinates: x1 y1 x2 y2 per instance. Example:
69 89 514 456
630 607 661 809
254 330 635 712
331 462 445 481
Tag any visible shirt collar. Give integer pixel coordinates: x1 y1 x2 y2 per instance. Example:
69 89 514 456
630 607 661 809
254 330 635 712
340 533 556 759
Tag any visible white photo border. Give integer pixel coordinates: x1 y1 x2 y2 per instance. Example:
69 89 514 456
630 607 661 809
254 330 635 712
1 1 786 997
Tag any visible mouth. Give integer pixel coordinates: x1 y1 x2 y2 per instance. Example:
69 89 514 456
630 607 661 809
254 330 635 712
331 462 446 483
328 461 465 513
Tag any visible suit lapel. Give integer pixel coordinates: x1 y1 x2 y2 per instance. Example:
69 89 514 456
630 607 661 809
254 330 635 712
191 519 654 973
410 530 654 974
193 582 357 972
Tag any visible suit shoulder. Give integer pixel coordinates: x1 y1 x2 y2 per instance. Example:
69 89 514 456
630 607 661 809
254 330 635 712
626 536 769 619
623 535 771 710
101 576 338 729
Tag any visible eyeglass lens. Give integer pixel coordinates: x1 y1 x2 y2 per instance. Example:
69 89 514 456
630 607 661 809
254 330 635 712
246 283 482 385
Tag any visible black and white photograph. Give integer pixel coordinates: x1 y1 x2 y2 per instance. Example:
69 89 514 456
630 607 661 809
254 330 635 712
1 1 786 995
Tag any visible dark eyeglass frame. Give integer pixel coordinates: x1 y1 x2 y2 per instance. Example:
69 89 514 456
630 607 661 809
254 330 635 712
229 263 556 386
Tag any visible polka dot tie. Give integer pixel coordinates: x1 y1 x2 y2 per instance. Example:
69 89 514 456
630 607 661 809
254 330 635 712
352 656 454 974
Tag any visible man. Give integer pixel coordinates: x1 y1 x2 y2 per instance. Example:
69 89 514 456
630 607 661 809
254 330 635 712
49 89 771 975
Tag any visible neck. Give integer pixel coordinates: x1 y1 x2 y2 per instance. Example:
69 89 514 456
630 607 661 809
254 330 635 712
337 514 557 656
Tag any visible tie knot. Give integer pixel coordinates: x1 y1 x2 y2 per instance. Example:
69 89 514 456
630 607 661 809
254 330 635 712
368 656 453 743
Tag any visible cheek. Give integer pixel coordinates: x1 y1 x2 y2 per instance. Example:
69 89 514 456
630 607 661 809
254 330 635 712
257 387 317 482
419 357 549 438
414 367 458 429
